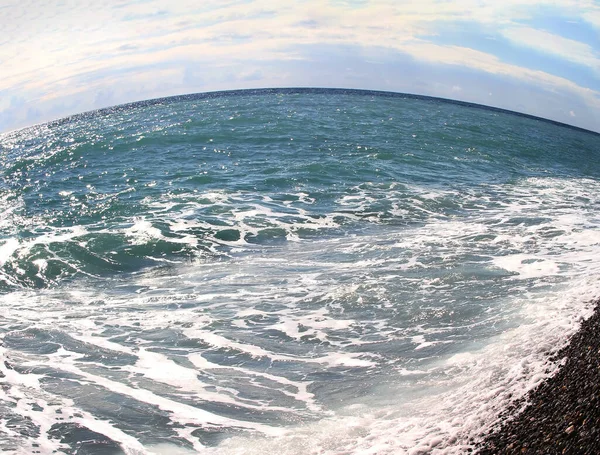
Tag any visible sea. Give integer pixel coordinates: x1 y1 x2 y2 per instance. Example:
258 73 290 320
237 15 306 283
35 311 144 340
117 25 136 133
0 88 599 455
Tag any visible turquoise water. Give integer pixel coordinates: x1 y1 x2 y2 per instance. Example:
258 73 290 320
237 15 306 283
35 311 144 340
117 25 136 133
1 89 599 454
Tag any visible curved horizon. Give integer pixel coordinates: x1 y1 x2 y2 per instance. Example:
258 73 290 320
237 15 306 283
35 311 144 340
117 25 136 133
1 84 599 454
4 87 599 139
2 1 599 135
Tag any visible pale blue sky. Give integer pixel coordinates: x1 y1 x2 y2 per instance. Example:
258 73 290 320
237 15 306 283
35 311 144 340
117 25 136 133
1 0 599 133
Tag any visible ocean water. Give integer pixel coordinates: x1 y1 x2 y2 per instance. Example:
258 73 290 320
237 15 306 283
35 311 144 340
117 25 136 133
0 89 599 455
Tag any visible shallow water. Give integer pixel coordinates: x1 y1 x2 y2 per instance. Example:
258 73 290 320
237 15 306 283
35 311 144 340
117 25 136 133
1 89 599 454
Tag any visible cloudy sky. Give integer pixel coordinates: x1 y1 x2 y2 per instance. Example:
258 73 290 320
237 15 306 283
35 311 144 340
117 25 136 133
2 0 599 133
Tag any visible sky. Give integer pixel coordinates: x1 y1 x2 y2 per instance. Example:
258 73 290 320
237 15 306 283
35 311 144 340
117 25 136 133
1 0 599 133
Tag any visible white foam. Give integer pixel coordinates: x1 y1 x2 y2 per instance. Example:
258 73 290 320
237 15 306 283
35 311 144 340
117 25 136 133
188 353 322 413
40 347 282 435
1 174 599 454
0 238 19 266
125 219 164 244
0 344 148 455
493 254 560 279
182 329 375 368
188 282 596 455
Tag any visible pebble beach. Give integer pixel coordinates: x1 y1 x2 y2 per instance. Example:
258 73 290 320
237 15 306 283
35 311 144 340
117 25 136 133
478 299 600 454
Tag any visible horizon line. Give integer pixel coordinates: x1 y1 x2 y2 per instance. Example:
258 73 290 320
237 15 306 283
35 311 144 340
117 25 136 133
2 87 599 138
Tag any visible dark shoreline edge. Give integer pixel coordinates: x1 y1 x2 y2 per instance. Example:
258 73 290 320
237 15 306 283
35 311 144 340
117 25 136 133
476 298 600 454
3 87 600 139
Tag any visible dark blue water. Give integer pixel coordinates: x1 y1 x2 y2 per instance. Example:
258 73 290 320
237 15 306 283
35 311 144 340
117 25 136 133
0 89 599 454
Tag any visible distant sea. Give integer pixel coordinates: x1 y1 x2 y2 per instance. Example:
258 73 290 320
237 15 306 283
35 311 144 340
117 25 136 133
1 89 599 454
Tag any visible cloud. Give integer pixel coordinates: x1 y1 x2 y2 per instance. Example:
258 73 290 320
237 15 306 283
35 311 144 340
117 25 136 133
583 9 600 28
500 26 600 71
1 0 599 133
395 42 600 109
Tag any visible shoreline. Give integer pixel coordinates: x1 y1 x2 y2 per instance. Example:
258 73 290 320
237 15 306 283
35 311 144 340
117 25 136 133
476 298 600 454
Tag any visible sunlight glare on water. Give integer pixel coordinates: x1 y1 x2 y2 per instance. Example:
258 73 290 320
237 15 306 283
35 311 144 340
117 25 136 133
0 89 599 454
